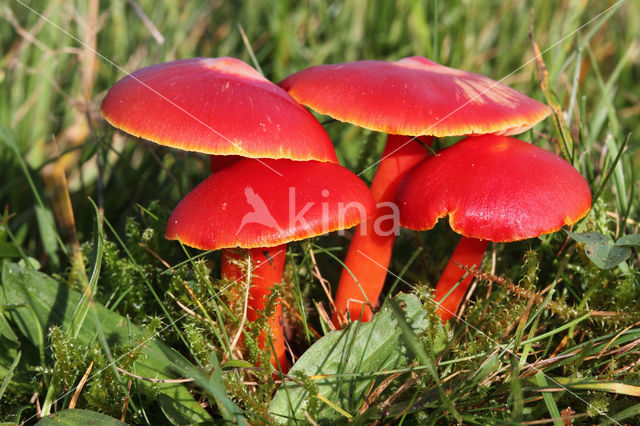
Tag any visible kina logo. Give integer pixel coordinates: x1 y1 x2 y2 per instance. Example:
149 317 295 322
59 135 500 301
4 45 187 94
236 186 282 234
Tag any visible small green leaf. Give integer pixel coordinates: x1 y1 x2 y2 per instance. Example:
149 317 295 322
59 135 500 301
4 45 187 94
0 311 24 383
222 359 254 369
615 234 640 247
35 206 60 268
18 257 41 270
269 293 435 423
567 231 632 269
36 409 126 425
0 351 20 403
0 243 21 258
566 231 609 244
584 242 631 269
2 263 45 361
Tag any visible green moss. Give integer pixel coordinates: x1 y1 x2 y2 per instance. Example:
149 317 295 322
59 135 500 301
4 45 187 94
49 326 86 393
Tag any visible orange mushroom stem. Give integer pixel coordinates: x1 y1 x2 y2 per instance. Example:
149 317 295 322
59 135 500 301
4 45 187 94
222 245 290 372
433 237 488 322
213 155 289 369
333 134 431 324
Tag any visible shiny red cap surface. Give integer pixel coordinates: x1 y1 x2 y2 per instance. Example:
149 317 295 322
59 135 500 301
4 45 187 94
102 57 337 162
280 56 550 137
166 158 375 249
396 135 591 242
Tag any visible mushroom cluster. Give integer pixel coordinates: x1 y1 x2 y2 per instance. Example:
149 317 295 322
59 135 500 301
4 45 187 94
102 57 374 372
102 54 592 373
279 56 570 324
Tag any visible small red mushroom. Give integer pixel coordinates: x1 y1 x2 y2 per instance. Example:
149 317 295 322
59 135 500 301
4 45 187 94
396 134 592 322
166 158 375 371
280 57 550 324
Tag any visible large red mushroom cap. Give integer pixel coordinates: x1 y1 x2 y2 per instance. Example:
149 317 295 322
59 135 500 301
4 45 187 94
102 57 337 163
279 56 550 137
166 158 375 249
396 134 592 242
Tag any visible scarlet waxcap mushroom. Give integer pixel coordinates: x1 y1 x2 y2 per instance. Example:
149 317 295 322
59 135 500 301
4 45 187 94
396 135 591 241
279 56 550 137
396 134 591 322
281 56 550 325
166 158 375 249
102 57 337 163
166 157 375 371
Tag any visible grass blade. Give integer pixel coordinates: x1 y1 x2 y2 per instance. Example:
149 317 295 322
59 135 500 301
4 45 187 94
68 198 103 339
534 372 563 426
0 350 21 402
388 299 460 422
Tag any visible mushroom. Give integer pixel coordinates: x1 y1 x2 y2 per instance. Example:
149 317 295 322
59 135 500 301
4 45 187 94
279 56 550 323
101 57 337 163
166 158 375 371
395 134 592 322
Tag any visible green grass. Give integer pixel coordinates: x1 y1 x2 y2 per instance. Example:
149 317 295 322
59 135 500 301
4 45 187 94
1 0 639 424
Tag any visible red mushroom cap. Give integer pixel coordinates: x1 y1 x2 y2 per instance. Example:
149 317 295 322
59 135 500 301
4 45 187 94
395 135 591 242
166 158 375 249
102 57 337 163
279 56 550 137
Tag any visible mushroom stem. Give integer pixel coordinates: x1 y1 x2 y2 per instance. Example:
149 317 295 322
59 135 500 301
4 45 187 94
333 134 432 325
221 245 290 372
434 237 488 322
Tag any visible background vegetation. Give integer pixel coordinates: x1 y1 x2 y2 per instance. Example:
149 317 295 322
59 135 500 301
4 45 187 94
0 0 638 424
